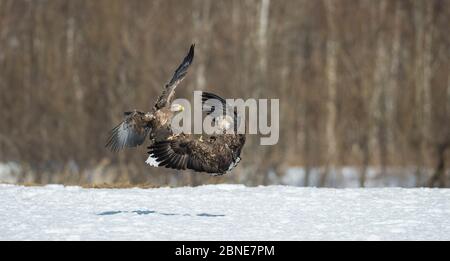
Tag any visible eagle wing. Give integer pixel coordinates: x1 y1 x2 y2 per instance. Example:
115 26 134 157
154 44 195 110
147 135 236 174
201 92 240 132
106 111 152 152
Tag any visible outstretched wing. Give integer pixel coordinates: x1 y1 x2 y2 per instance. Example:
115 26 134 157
106 111 152 152
201 92 240 132
154 44 195 110
147 135 232 174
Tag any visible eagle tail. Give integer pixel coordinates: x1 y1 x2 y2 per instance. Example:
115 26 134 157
145 153 160 167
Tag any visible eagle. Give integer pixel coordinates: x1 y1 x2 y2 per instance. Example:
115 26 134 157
105 44 194 152
106 44 246 175
146 91 246 175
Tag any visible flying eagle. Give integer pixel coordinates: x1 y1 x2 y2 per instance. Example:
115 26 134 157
106 44 246 175
146 91 246 175
105 44 195 152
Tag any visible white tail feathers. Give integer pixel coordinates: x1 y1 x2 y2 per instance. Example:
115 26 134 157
145 154 160 167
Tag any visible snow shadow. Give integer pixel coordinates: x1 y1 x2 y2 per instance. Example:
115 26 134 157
97 210 225 217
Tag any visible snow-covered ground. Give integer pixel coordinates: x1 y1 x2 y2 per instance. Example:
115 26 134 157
0 184 449 240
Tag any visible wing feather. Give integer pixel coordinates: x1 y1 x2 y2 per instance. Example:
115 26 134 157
106 111 151 152
147 136 227 174
154 44 195 110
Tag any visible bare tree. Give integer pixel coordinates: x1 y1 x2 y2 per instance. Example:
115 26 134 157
321 0 338 186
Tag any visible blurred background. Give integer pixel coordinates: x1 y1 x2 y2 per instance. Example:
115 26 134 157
0 0 449 188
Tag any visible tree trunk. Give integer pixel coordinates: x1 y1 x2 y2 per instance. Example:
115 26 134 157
255 0 271 185
428 143 449 187
372 0 389 182
192 0 211 92
413 0 434 184
322 0 338 187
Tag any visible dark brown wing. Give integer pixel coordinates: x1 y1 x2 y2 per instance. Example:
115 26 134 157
147 135 235 174
154 44 195 110
106 111 152 152
201 91 227 115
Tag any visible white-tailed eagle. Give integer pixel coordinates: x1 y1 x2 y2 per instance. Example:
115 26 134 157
146 92 246 175
106 44 195 151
